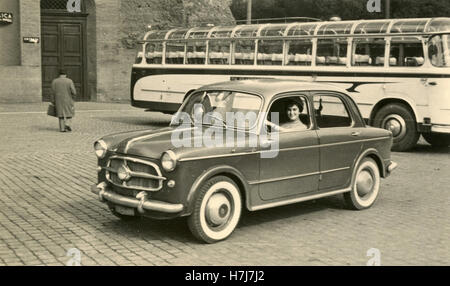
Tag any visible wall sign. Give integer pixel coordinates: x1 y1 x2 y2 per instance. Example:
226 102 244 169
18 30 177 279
0 12 13 24
23 37 40 44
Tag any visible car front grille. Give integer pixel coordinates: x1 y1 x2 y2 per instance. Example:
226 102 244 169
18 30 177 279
104 156 166 192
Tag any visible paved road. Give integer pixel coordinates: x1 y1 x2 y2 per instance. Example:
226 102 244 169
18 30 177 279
0 103 448 266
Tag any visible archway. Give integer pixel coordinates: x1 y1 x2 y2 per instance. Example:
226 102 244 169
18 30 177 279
40 0 96 101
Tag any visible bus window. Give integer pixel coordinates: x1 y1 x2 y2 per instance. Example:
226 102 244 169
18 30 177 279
390 37 424 67
352 38 385 66
428 34 450 67
233 40 255 65
208 40 230 65
286 39 312 66
187 41 206 64
257 40 283 65
316 38 348 66
166 41 185 64
145 43 163 64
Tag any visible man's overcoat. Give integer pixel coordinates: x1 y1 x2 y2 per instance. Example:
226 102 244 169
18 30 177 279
51 76 76 118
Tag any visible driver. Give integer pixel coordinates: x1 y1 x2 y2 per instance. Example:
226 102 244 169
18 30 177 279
265 100 308 132
279 100 308 130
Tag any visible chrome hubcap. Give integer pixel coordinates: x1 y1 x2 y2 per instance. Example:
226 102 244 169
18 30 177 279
356 170 374 197
206 193 231 226
382 115 406 139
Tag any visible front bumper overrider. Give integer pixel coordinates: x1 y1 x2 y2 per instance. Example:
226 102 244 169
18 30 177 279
91 182 183 214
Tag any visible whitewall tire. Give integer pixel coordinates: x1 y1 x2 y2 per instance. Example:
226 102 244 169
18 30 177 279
188 176 242 243
344 158 381 210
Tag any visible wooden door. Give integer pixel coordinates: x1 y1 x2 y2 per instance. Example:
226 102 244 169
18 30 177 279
41 17 87 101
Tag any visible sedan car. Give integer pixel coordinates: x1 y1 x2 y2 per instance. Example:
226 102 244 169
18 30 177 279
91 79 397 243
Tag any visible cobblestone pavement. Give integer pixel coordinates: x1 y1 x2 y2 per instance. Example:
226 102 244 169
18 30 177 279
0 102 449 266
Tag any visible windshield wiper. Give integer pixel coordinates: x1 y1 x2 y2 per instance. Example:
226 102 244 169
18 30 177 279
204 113 227 128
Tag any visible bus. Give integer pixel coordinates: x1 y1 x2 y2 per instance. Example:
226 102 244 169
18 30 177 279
131 18 450 151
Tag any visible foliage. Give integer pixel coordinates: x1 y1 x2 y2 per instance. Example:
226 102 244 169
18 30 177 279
230 0 450 21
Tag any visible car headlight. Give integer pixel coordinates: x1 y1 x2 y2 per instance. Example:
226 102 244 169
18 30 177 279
161 150 177 172
94 140 108 159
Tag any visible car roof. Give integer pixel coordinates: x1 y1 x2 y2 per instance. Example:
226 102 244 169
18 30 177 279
196 79 349 98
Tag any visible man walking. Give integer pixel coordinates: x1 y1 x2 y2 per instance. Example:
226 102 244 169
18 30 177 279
51 69 76 132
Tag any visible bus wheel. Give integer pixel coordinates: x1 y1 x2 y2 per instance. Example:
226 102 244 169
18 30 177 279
422 133 450 149
373 104 419 152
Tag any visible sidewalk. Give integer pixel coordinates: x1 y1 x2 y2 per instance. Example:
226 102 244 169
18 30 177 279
0 102 136 113
0 102 171 156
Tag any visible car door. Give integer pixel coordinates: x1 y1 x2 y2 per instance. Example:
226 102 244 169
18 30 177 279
258 94 320 201
312 92 366 192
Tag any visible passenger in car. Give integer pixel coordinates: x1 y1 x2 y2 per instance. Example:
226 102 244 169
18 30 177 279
279 101 308 131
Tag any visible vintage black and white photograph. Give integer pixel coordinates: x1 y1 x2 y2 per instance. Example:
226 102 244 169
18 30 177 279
0 0 449 268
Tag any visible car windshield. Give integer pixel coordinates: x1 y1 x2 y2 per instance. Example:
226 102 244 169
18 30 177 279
428 34 450 67
171 90 262 130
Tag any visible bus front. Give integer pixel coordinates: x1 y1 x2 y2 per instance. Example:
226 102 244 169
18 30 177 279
424 33 450 146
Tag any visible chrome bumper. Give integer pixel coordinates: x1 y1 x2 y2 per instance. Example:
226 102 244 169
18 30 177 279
431 124 450 134
386 161 398 175
91 183 183 214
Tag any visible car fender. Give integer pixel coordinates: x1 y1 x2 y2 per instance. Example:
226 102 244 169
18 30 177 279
351 148 386 186
185 165 251 215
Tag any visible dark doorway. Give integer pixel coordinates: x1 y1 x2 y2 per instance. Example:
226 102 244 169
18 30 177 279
41 0 88 102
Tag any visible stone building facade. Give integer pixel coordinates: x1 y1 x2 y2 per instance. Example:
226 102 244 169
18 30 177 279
0 0 234 103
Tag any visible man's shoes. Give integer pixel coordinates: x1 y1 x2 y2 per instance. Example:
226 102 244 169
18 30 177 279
65 126 72 132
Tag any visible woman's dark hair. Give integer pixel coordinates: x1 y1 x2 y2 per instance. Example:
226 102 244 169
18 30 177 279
285 100 303 113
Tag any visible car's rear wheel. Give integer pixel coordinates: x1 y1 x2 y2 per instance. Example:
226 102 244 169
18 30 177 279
187 176 242 243
373 103 419 152
422 133 450 149
344 158 381 210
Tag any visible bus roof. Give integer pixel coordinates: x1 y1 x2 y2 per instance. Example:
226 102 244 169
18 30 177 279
144 18 450 41
196 79 349 98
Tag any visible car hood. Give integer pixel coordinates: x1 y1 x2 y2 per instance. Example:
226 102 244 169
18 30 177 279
109 126 254 159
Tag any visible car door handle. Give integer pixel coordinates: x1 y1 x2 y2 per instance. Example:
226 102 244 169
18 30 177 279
351 131 361 136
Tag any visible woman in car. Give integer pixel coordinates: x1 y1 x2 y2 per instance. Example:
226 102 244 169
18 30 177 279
266 100 308 132
279 100 308 130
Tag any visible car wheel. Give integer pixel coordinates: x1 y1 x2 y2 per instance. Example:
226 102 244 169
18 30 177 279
344 158 381 210
187 176 242 243
422 133 450 149
107 204 140 221
373 103 419 152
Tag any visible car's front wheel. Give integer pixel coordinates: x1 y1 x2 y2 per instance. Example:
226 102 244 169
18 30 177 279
344 157 381 210
188 176 242 243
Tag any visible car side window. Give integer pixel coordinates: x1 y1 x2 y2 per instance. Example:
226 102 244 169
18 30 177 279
313 94 353 128
266 96 311 133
